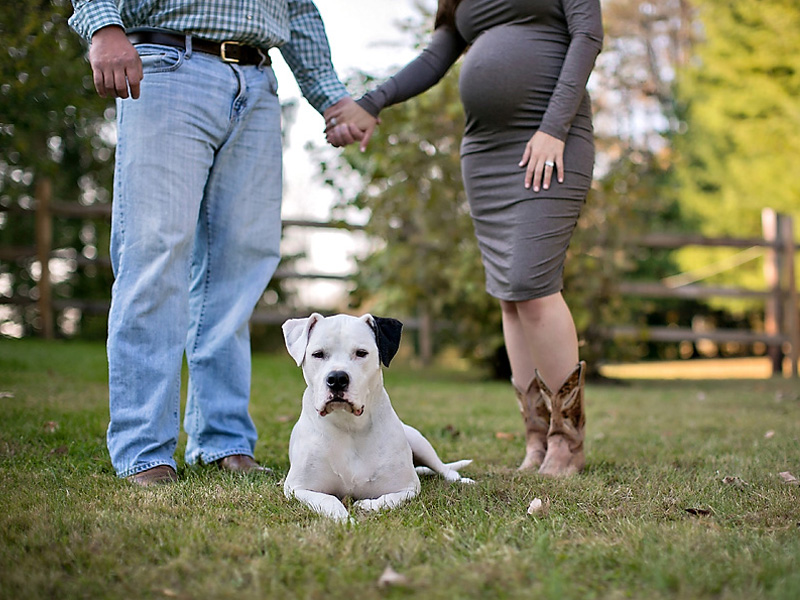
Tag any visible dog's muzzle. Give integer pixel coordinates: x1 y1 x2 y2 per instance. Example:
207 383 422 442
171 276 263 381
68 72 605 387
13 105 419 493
326 370 349 392
320 370 364 417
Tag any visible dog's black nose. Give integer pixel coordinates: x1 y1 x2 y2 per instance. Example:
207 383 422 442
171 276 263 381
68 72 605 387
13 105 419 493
326 371 349 392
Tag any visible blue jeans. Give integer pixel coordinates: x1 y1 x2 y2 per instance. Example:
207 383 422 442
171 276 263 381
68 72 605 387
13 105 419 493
107 44 282 477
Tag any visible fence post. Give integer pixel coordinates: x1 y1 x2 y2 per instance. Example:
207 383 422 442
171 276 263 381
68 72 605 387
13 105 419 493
762 208 783 375
35 177 54 339
418 303 434 365
779 215 799 377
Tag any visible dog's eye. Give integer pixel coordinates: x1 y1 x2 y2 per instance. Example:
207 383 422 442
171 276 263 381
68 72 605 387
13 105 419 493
354 349 369 358
311 350 326 359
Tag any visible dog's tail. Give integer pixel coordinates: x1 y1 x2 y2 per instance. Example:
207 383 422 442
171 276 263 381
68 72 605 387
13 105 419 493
443 459 472 472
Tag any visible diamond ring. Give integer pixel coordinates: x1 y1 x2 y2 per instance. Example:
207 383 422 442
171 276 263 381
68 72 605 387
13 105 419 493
544 160 555 167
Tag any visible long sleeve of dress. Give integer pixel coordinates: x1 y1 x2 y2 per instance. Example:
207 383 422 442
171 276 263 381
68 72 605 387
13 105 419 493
537 0 603 141
356 26 467 117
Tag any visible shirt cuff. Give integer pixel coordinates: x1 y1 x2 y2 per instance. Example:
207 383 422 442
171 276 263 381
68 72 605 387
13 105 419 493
304 81 349 114
68 0 125 42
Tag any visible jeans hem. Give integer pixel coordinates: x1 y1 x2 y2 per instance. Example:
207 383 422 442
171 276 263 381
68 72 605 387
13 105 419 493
117 459 176 479
188 448 254 465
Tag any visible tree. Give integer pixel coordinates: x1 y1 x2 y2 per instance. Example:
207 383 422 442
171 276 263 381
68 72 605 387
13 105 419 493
0 2 302 339
671 0 800 297
0 0 115 337
326 65 502 367
674 0 800 233
316 4 504 369
320 0 800 374
593 0 697 154
319 3 686 375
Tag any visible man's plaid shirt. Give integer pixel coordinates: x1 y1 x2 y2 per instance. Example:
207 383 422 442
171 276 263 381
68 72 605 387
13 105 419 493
69 0 347 112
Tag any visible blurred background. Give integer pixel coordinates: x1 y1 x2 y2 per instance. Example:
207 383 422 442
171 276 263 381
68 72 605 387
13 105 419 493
2 0 799 379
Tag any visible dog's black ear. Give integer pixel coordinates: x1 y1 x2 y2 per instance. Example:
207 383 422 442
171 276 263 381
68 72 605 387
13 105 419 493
371 316 403 367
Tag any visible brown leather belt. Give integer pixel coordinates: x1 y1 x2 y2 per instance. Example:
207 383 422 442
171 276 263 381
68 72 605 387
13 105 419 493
126 29 271 66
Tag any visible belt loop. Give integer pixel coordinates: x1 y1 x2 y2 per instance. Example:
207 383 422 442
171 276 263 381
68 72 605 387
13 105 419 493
184 34 193 59
257 48 268 69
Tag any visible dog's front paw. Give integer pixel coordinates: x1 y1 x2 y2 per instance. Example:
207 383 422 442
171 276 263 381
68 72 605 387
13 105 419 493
442 459 474 484
329 508 354 522
443 470 475 484
353 498 382 512
354 489 416 513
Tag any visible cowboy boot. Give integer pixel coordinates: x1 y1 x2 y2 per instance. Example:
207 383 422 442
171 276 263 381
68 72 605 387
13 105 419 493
513 377 550 470
538 361 586 477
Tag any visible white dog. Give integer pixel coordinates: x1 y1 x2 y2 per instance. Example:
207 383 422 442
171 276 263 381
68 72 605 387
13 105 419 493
282 313 472 521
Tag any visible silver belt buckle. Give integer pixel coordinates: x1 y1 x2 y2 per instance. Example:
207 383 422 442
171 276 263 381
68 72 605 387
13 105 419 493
220 41 241 63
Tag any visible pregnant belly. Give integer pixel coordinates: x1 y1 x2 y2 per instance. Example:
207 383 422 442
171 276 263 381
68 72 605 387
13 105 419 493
459 24 566 133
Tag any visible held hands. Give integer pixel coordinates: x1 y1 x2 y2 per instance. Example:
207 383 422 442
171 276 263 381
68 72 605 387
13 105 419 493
88 26 143 99
323 97 378 152
520 131 565 192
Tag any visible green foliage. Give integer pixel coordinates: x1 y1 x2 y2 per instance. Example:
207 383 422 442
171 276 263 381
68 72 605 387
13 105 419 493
672 0 800 295
566 148 692 366
312 1 725 375
675 0 800 231
323 65 506 370
0 3 302 340
2 339 800 599
1 0 115 337
323 94 690 374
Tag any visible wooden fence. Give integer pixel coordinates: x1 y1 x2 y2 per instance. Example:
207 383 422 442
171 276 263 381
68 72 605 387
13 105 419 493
1 187 798 376
0 180 362 334
605 208 798 377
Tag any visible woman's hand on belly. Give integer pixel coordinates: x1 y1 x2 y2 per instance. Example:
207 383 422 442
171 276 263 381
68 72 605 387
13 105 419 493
519 131 565 192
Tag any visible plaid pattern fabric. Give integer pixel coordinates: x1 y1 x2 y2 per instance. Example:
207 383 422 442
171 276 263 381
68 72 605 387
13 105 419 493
69 0 347 112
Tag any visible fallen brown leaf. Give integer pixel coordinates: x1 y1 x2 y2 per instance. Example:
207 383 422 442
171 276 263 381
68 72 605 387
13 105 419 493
442 424 460 438
43 421 59 433
495 431 515 440
778 471 799 485
685 507 712 516
721 476 749 489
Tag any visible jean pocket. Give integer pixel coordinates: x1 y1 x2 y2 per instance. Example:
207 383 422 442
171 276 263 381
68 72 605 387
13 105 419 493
136 44 184 73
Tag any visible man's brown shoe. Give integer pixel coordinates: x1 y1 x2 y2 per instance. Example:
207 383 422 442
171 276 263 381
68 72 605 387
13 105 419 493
215 454 271 474
126 465 178 487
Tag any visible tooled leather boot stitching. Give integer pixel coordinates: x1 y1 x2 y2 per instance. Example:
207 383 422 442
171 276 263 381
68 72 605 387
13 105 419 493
513 376 550 471
538 361 586 477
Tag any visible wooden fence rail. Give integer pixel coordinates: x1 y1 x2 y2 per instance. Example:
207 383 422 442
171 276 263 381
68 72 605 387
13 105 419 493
1 194 798 376
601 208 798 377
0 184 362 334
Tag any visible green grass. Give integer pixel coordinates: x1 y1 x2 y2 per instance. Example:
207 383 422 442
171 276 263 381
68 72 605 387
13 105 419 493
1 338 799 599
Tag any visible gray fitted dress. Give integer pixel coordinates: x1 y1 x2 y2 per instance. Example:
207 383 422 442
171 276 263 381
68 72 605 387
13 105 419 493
357 0 603 301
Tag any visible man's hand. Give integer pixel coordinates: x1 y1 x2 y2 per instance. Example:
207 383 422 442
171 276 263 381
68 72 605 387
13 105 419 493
88 26 143 99
323 97 378 152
